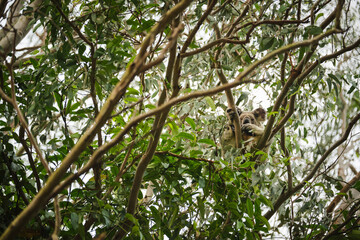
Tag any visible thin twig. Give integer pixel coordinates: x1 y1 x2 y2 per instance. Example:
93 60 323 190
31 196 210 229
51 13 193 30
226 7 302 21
138 23 184 73
265 112 360 220
155 151 215 163
327 170 360 214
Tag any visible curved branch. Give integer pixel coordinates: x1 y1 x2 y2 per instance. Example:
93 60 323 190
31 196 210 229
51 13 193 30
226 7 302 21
46 31 340 200
270 37 360 140
182 19 308 58
181 0 217 53
265 112 360 220
7 63 50 174
48 78 272 198
256 29 340 149
258 0 345 149
327 171 360 214
155 151 215 163
0 0 192 238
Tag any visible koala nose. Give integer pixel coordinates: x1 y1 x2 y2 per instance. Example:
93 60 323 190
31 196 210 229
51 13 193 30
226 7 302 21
243 118 250 124
226 108 232 113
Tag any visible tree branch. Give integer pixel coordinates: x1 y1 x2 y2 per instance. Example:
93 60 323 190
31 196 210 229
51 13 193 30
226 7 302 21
327 171 360 214
182 19 308 58
155 151 215 163
0 0 43 59
265 112 360 220
37 30 341 201
0 0 192 238
6 62 51 174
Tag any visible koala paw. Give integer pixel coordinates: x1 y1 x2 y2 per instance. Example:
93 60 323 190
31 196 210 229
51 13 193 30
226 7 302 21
226 107 242 122
242 124 255 136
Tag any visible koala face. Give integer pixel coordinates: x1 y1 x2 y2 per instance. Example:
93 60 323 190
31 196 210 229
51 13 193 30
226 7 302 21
221 107 267 153
226 107 266 126
239 112 256 125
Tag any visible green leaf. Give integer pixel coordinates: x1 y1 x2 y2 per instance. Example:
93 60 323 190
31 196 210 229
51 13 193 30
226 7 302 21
204 96 216 111
347 230 360 240
259 37 275 51
150 207 161 225
257 215 270 229
126 213 138 225
168 206 179 228
326 78 332 93
68 102 80 113
336 192 347 196
298 46 306 62
245 216 254 228
126 87 140 95
124 96 138 103
259 195 274 210
238 161 254 168
198 138 216 147
279 4 288 12
246 198 254 218
315 13 324 23
353 181 360 191
328 74 341 85
222 65 233 71
333 82 339 96
71 212 79 231
177 132 195 141
197 197 205 219
236 92 249 105
185 117 196 130
168 121 179 135
199 177 206 188
190 150 203 157
306 25 323 35
101 209 111 227
347 85 356 94
30 58 38 68
54 92 62 110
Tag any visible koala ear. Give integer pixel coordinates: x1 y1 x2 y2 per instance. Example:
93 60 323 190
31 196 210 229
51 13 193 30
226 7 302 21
226 107 242 113
236 107 242 116
253 107 266 122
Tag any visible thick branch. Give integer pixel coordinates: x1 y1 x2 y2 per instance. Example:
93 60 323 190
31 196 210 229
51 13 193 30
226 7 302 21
216 67 242 147
48 78 269 198
0 0 43 59
46 32 341 201
256 29 339 149
0 1 191 238
258 0 345 149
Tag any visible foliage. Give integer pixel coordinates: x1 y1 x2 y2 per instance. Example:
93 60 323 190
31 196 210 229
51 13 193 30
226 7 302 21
0 0 360 239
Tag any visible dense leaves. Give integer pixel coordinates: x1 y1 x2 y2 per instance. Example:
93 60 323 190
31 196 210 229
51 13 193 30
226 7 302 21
0 0 360 239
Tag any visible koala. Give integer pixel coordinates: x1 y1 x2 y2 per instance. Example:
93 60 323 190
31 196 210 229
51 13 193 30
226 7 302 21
220 107 267 153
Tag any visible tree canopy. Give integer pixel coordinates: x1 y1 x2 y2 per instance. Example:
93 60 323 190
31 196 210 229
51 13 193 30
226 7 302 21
1 0 360 239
